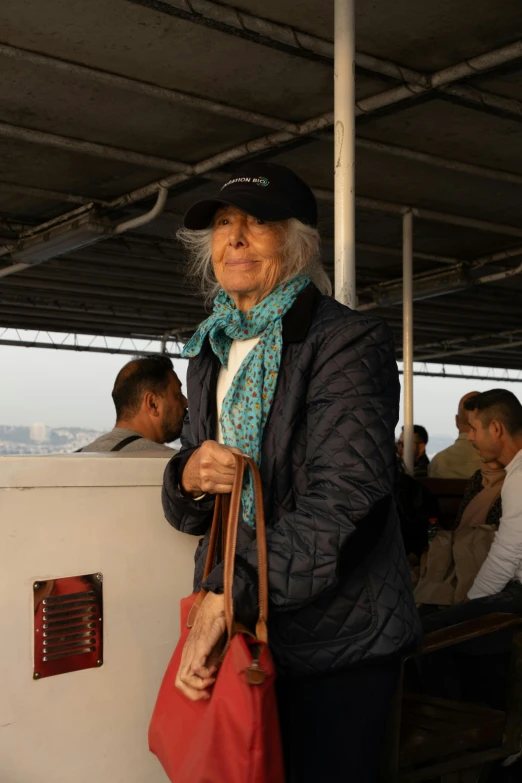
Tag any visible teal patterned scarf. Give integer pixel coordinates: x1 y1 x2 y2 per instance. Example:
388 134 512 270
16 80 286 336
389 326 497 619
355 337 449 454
182 274 310 525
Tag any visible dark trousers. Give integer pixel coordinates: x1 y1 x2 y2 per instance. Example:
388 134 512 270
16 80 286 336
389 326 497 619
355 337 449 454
419 581 522 709
276 657 400 783
422 581 522 653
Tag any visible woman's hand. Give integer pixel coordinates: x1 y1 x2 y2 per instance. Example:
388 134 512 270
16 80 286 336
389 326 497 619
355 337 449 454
175 592 226 701
182 440 243 496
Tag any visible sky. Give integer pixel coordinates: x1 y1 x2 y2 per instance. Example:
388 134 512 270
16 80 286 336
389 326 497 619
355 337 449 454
2 344 521 439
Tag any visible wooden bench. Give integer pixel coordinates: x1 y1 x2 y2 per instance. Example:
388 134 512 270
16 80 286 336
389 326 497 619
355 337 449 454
381 613 522 782
418 478 468 530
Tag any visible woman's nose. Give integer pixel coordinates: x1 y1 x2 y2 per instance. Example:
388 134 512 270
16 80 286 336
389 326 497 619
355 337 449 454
228 220 248 247
229 232 246 247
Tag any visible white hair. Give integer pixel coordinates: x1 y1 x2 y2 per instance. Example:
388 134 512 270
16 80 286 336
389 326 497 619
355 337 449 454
177 217 332 303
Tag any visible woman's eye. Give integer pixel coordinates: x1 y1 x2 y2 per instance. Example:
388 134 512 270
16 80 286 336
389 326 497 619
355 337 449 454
217 218 228 225
255 219 265 225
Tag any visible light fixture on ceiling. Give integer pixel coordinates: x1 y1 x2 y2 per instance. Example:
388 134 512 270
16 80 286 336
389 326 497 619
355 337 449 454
0 187 168 279
8 207 112 266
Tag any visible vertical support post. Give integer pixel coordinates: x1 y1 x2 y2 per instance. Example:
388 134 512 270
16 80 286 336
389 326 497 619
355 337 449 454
161 331 169 354
402 210 415 476
334 0 356 308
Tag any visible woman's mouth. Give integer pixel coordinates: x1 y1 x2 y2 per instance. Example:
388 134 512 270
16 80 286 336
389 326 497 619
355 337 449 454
225 259 259 268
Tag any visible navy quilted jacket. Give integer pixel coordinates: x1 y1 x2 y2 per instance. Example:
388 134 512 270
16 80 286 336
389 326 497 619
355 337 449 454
162 285 421 676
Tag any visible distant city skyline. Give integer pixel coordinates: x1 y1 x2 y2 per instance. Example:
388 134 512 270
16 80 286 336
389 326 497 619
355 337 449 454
1 345 521 442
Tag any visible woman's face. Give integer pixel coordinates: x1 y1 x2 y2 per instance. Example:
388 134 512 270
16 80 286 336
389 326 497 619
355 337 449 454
211 205 284 311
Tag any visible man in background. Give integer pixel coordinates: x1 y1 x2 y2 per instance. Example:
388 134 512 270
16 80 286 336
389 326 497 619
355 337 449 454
429 391 482 479
424 389 522 622
421 390 522 745
81 355 187 453
466 389 522 602
398 424 430 477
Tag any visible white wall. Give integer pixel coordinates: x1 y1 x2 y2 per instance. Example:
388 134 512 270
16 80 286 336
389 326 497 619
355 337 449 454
0 454 198 783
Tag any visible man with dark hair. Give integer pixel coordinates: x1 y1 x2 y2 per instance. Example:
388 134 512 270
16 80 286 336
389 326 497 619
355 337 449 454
398 424 430 477
429 391 482 478
81 356 187 453
423 389 522 626
464 389 522 600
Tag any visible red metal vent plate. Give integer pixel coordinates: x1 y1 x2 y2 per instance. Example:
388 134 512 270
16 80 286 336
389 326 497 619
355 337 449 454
33 573 103 680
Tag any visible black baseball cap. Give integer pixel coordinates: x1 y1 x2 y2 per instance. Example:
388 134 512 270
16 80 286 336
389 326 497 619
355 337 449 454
183 162 317 229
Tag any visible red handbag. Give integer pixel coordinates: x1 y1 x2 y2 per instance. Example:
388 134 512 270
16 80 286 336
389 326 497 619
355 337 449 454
149 454 285 783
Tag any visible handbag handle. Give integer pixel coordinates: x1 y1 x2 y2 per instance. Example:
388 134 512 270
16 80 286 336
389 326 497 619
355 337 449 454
186 491 226 626
223 454 269 644
187 455 268 645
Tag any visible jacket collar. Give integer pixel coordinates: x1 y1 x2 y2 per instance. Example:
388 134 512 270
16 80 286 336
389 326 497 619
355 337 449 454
282 284 322 343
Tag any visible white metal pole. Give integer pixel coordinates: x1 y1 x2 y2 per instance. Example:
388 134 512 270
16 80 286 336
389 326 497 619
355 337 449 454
402 210 415 476
334 0 356 308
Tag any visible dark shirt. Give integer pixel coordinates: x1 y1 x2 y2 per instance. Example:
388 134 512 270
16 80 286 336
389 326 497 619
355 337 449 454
414 452 430 478
396 473 439 558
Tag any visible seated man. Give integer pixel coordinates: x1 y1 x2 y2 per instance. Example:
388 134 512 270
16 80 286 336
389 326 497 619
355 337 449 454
397 424 430 477
423 389 522 630
420 391 522 717
81 355 187 453
429 391 482 479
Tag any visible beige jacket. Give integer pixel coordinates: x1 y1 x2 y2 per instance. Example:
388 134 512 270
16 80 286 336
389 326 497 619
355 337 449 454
428 434 482 479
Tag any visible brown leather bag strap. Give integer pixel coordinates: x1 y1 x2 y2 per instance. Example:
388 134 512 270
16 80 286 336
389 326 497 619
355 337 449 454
244 455 269 643
223 455 245 636
223 454 269 643
187 493 223 626
202 494 223 581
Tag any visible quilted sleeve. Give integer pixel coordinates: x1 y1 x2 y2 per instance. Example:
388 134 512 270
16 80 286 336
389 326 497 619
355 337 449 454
204 316 400 613
162 418 215 536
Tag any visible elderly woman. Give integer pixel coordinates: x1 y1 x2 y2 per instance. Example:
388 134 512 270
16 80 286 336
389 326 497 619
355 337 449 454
162 162 420 783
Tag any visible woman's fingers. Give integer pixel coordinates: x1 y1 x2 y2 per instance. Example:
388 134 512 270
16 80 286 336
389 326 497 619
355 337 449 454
182 440 247 496
180 670 215 689
193 663 216 679
175 675 212 701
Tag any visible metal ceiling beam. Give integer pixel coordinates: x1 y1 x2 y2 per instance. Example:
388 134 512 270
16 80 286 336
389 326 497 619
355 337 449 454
0 180 103 206
0 305 184 330
0 285 204 313
0 42 298 133
470 244 522 271
127 0 522 119
1 40 520 240
0 314 195 337
4 41 522 169
356 137 522 188
399 367 522 382
357 241 522 311
1 38 522 283
105 40 522 209
403 328 522 355
0 275 202 307
0 289 201 315
356 242 460 267
441 84 522 123
0 121 190 173
416 340 522 360
0 324 192 350
0 298 201 323
0 337 182 358
124 0 427 83
354 40 522 116
355 196 522 238
58 251 187 275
